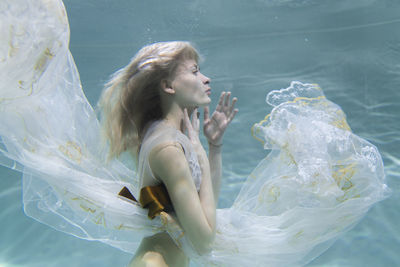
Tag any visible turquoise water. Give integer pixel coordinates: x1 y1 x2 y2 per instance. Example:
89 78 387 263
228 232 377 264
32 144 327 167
1 0 399 266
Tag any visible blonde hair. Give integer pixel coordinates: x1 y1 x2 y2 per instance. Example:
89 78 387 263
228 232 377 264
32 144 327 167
99 41 199 159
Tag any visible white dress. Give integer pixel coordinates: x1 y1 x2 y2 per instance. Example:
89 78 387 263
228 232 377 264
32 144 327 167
0 0 390 266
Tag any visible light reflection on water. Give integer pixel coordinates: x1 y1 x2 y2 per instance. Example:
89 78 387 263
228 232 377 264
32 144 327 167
0 0 399 266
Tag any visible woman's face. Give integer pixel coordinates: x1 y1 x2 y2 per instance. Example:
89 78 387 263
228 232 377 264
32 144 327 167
170 59 211 108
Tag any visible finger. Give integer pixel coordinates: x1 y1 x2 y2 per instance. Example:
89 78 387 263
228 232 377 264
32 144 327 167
224 92 231 107
228 108 239 122
216 91 225 112
192 107 196 124
204 106 210 122
160 211 169 225
192 107 199 131
183 108 189 125
183 108 192 135
229 97 238 113
196 110 200 129
160 211 177 227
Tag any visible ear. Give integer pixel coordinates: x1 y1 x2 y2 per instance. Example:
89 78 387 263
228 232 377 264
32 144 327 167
161 79 175 95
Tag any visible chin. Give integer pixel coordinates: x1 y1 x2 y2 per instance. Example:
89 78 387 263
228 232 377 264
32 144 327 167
203 97 212 105
188 97 211 108
198 99 211 106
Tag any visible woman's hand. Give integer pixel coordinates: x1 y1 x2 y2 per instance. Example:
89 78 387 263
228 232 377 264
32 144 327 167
204 92 238 146
183 107 202 148
160 211 180 230
183 107 209 163
160 211 185 243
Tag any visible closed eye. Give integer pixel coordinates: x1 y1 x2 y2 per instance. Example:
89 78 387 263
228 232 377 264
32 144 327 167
192 64 200 74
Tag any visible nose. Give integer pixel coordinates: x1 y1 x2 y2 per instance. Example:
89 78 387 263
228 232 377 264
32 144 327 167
202 73 210 85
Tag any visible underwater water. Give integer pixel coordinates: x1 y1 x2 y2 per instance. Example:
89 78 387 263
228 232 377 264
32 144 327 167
1 0 399 266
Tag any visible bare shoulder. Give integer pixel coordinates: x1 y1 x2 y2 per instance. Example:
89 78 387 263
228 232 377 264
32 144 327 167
148 141 191 185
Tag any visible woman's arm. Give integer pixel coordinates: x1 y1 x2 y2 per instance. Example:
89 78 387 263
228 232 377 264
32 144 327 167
208 142 222 205
203 92 238 205
148 108 215 255
149 143 216 255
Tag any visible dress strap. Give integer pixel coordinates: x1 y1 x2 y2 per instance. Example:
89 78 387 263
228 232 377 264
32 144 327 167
151 141 185 155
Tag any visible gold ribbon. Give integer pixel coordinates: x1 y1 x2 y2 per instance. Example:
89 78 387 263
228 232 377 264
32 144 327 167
118 184 173 219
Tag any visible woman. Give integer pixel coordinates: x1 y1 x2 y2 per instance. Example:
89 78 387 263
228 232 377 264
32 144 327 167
1 2 389 266
99 41 238 266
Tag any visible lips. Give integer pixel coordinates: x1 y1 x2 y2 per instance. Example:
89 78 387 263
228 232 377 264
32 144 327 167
206 88 211 95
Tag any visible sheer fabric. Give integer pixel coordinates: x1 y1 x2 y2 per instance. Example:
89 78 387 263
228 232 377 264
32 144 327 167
0 1 390 266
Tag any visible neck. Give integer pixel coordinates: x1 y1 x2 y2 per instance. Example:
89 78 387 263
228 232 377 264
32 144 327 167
163 103 194 132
